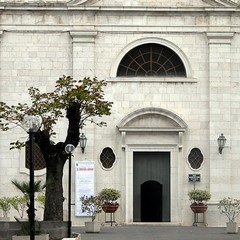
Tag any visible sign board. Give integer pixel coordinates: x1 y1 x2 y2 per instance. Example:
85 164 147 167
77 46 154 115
75 161 95 216
188 174 201 182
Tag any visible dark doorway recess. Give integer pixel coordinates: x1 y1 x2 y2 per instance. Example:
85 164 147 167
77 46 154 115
141 180 162 222
133 152 170 222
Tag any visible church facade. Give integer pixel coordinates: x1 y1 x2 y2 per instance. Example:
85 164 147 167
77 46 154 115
0 0 240 226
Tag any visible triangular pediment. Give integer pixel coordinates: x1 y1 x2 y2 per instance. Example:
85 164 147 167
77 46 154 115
67 0 240 7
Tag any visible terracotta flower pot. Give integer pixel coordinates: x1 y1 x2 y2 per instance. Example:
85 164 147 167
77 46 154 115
102 204 119 213
190 205 208 213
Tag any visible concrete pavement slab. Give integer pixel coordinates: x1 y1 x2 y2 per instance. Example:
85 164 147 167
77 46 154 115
72 225 240 240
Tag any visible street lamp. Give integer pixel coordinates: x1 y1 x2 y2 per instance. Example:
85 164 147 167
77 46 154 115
65 144 75 238
22 115 42 240
79 133 87 153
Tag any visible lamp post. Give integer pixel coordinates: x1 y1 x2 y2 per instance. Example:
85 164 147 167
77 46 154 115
22 115 42 240
79 133 87 153
65 144 75 238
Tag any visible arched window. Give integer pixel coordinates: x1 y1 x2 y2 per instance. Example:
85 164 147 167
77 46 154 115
117 43 186 77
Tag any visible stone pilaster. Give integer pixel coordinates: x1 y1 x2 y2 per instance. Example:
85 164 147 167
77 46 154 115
207 32 234 199
70 31 97 79
0 31 4 88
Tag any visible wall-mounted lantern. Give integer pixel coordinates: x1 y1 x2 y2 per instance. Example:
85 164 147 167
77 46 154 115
217 133 226 154
79 133 87 153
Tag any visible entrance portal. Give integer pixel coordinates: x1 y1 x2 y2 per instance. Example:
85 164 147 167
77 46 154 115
141 180 162 222
133 152 170 222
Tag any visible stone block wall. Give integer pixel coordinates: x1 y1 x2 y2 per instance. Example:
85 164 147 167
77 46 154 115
0 0 240 226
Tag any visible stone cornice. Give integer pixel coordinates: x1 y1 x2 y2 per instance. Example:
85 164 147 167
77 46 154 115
1 0 240 10
69 0 240 7
66 6 240 12
1 4 240 12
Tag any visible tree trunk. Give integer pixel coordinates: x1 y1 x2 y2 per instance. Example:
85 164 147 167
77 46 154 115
43 147 67 221
40 104 81 221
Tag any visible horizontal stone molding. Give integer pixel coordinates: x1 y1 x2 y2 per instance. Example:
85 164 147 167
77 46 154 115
1 4 240 13
118 127 186 132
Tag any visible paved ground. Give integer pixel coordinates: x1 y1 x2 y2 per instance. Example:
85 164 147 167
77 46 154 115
72 225 240 240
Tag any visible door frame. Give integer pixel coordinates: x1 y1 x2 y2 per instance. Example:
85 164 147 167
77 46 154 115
124 144 180 223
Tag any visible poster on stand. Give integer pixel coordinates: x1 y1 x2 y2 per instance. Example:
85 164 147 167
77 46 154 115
75 161 95 216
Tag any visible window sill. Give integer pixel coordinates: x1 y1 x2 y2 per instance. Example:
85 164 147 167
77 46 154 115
106 77 197 83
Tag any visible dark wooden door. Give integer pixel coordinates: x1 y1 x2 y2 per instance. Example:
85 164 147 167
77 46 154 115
133 152 170 222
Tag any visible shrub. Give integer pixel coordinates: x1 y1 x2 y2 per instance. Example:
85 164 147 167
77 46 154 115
80 195 103 222
188 189 211 205
10 195 29 219
0 197 12 217
218 197 240 222
99 188 121 201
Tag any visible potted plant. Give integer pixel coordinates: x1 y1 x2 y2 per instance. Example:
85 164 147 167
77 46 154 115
188 189 211 213
218 197 240 233
0 197 12 220
80 195 103 233
99 188 121 213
